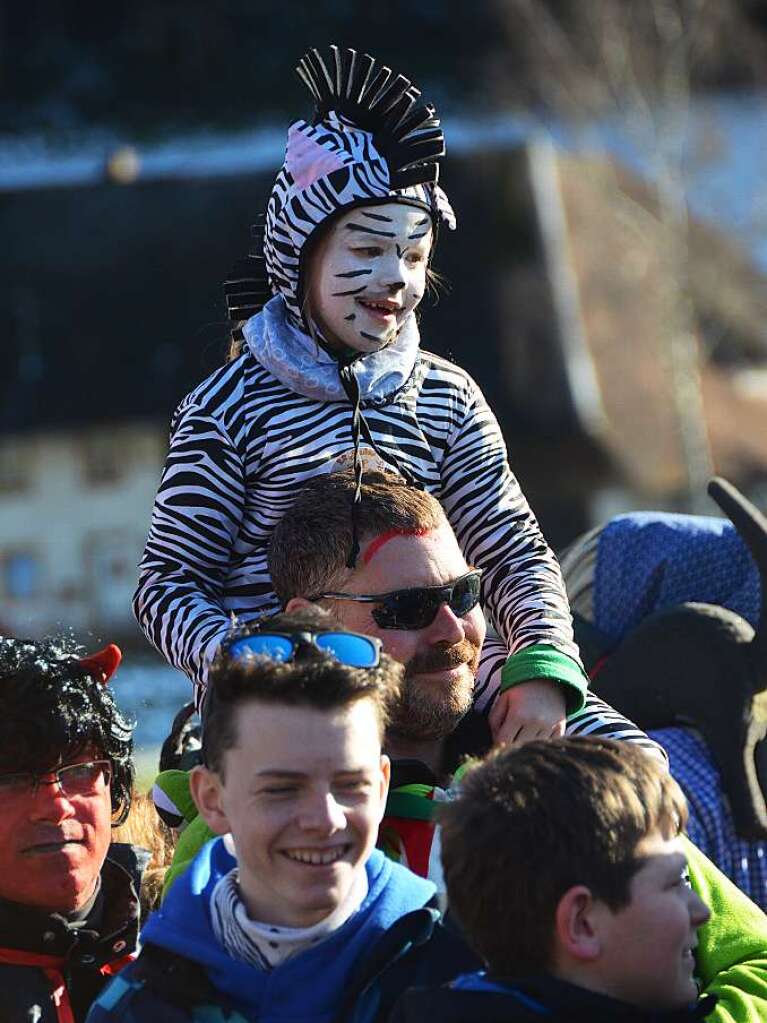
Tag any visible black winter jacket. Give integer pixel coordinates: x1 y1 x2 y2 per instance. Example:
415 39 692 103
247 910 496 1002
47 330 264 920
390 975 716 1023
0 843 145 1023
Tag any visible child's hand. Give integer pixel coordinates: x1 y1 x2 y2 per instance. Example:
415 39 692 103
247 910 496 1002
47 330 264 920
488 678 567 747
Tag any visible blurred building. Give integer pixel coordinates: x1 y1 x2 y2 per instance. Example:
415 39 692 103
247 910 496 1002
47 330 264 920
0 172 245 643
0 425 165 637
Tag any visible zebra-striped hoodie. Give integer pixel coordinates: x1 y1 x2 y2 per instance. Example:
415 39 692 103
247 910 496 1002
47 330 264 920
133 295 580 688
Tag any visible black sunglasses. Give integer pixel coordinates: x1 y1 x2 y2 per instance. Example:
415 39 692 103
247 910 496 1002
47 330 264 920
314 569 483 630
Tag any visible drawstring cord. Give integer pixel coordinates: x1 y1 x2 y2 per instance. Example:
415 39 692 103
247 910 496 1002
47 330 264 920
356 408 421 489
337 359 424 568
337 361 364 568
335 347 426 568
307 305 425 568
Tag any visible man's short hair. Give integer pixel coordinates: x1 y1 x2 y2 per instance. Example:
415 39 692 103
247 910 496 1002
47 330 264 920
440 737 688 979
0 636 135 824
268 470 447 605
201 606 404 777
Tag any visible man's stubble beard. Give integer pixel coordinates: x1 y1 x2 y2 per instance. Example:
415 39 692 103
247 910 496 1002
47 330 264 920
386 638 480 742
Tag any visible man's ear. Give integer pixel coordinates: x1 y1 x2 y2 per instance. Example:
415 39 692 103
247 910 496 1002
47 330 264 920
189 764 231 836
379 753 391 806
287 594 348 626
554 885 602 963
376 757 392 826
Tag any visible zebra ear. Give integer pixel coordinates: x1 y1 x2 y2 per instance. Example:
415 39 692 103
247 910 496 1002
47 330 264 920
295 45 445 190
223 213 273 336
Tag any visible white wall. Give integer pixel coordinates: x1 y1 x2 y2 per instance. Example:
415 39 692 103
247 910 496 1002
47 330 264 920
0 422 165 639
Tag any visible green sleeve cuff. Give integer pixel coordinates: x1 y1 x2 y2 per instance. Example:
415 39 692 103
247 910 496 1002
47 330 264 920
500 644 588 716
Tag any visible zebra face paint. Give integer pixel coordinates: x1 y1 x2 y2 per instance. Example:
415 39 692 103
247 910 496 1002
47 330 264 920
306 202 432 354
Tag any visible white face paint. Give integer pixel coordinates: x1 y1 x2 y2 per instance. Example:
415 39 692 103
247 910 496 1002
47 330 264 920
306 202 433 354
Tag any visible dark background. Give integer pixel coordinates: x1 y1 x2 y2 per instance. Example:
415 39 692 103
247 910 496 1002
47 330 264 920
3 1 767 137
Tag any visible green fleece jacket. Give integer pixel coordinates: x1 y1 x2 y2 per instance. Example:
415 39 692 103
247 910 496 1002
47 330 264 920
684 836 767 1023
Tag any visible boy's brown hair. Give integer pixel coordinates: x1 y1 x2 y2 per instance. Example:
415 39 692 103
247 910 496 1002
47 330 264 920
440 737 688 980
268 470 446 605
201 605 403 777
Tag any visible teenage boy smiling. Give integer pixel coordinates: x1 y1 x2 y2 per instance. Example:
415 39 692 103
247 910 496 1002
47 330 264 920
395 739 714 1022
191 680 391 931
88 608 476 1023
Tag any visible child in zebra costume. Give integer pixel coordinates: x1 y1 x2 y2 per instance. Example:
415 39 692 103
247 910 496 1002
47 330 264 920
134 45 588 743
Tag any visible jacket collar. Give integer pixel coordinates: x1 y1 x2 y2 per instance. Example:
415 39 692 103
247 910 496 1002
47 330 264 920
519 975 715 1022
387 712 492 791
400 972 716 1023
140 840 437 1020
0 842 144 965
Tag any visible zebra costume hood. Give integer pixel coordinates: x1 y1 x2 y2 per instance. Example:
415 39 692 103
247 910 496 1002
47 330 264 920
224 45 456 565
226 45 456 338
266 45 456 331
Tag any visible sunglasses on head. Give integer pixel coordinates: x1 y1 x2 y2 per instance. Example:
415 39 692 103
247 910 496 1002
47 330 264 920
314 569 483 630
227 630 381 668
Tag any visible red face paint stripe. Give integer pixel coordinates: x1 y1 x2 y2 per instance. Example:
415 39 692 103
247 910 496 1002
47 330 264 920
362 528 430 565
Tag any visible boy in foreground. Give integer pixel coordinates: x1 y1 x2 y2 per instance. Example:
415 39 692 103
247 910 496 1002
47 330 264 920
87 608 475 1022
394 738 715 1022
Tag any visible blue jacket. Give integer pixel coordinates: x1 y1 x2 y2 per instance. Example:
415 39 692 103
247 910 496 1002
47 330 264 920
87 838 477 1023
649 727 767 911
587 512 758 644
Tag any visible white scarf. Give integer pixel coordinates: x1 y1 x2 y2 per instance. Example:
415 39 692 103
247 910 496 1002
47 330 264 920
243 294 422 405
209 861 368 971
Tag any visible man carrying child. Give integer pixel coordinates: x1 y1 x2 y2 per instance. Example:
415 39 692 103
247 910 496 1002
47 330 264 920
151 469 767 1023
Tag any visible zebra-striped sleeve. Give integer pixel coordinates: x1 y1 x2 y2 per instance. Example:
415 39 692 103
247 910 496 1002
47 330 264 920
438 375 582 707
473 635 668 762
133 398 246 697
134 346 584 705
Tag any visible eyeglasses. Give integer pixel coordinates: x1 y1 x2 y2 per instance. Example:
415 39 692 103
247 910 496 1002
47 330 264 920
313 569 483 630
228 630 381 668
0 760 112 800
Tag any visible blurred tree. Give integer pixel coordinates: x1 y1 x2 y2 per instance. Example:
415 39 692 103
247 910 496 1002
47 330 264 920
483 0 767 113
2 1 767 137
485 0 767 510
0 1 498 135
